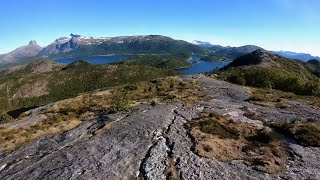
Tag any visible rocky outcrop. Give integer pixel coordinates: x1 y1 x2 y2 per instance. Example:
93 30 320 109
1 60 65 75
0 76 319 179
224 49 281 69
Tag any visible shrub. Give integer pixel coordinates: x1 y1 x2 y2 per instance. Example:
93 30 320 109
226 75 246 85
107 98 130 113
247 129 279 144
272 122 320 147
197 118 240 139
0 113 14 124
208 112 221 118
221 66 320 97
249 95 267 102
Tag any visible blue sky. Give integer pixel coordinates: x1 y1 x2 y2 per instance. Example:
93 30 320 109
0 0 319 56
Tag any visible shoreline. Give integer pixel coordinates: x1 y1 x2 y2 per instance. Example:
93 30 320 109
51 53 180 60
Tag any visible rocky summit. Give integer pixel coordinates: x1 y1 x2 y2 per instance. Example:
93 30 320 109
0 75 319 180
0 41 42 66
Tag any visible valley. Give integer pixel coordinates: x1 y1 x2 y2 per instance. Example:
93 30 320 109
1 0 320 179
0 35 319 180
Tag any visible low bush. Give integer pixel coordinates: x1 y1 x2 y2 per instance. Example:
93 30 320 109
194 115 240 139
272 121 320 147
0 113 14 124
247 129 279 144
220 66 320 97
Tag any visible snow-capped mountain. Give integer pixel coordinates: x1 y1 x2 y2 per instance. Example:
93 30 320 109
191 40 215 48
38 34 113 56
39 34 204 57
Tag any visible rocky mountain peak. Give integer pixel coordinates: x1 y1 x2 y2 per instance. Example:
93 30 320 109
0 41 43 65
29 40 37 45
225 49 279 69
70 33 81 38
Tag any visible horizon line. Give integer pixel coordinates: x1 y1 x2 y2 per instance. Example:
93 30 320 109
1 33 320 58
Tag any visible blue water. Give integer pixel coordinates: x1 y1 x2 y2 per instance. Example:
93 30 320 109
54 55 134 65
54 55 229 74
177 56 229 74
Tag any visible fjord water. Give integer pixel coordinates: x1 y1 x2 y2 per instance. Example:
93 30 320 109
54 55 134 65
54 55 229 74
177 56 229 74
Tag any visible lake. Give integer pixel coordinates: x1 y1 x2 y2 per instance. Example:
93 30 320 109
54 55 229 74
176 56 229 74
54 55 134 65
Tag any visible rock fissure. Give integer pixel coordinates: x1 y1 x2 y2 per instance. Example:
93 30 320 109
138 140 161 179
138 106 179 180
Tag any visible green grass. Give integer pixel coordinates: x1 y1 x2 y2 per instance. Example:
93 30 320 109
62 60 91 70
105 98 130 114
219 63 320 97
306 59 320 78
122 54 191 70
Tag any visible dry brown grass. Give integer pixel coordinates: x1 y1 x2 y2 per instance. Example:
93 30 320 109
115 76 201 107
165 158 180 180
0 77 200 152
0 114 80 152
272 121 320 147
189 112 289 174
247 88 320 109
49 77 200 115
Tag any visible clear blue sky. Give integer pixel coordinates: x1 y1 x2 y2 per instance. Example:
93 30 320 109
0 0 319 56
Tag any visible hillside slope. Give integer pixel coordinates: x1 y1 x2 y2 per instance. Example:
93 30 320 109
0 60 174 115
0 60 65 76
306 59 320 77
219 50 320 96
122 55 191 70
201 45 263 61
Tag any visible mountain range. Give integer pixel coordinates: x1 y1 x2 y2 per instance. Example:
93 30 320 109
192 40 320 62
0 38 320 179
0 34 204 68
38 34 204 58
1 35 319 69
273 51 320 62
